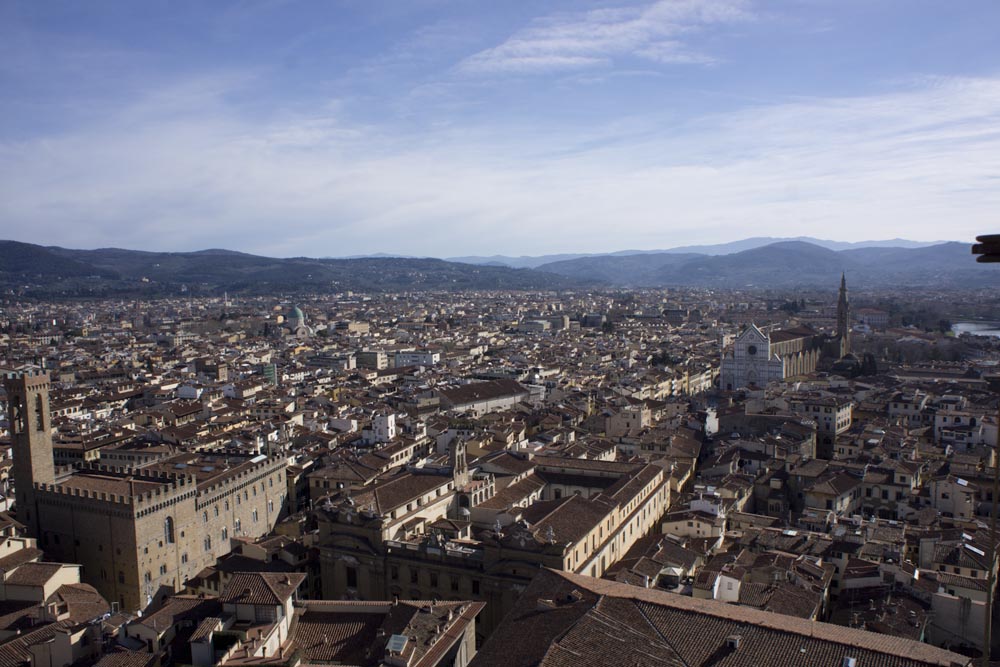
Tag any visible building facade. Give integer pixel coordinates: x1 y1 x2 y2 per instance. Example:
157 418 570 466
317 446 671 639
718 325 785 391
3 372 289 612
720 276 852 391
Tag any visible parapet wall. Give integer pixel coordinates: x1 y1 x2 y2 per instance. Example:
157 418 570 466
33 463 198 513
3 370 51 391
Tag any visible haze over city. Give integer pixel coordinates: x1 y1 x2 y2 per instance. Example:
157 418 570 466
6 4 1000 666
2 0 999 256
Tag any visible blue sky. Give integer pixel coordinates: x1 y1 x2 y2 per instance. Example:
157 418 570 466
1 0 999 257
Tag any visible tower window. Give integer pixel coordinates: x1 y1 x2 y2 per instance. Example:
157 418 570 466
164 516 175 544
34 394 45 431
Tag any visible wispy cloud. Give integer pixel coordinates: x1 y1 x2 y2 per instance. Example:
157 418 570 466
1 71 998 256
459 0 749 74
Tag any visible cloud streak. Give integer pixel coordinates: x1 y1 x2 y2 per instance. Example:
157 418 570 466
1 71 998 257
459 0 749 73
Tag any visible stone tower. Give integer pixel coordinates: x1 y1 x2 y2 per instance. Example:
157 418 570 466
836 273 851 357
450 439 469 489
3 371 55 537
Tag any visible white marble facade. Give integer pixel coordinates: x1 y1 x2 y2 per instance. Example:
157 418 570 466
719 324 785 390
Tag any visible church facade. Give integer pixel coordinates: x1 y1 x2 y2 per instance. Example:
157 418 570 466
719 275 852 391
718 324 785 391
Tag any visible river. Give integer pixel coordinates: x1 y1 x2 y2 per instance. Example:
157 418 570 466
952 321 1000 338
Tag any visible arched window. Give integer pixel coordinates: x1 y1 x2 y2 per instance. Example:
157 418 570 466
34 394 45 431
202 511 208 523
164 516 175 544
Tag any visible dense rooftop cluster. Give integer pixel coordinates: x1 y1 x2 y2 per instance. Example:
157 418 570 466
1 286 999 666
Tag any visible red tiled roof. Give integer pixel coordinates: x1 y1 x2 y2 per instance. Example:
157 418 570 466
471 569 970 667
219 572 305 606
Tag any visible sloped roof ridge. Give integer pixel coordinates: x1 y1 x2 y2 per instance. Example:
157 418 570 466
551 569 965 666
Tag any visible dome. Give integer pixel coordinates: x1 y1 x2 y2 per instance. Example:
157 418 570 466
291 306 305 324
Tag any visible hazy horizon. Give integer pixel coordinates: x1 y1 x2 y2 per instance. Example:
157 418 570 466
1 234 963 261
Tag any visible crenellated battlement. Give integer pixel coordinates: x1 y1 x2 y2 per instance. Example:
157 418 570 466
3 370 50 390
196 455 285 507
34 462 198 510
34 480 134 506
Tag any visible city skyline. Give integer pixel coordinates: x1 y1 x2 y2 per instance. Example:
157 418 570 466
2 1 999 257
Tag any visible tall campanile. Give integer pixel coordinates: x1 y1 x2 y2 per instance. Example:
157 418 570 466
836 273 851 357
3 371 55 538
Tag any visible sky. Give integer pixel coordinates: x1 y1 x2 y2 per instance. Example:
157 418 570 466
1 0 999 258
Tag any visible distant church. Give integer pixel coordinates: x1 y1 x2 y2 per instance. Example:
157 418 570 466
719 274 852 391
269 304 313 339
285 305 313 338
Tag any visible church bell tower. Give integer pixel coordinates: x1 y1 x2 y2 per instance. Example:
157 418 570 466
3 371 56 538
450 439 470 489
836 273 851 357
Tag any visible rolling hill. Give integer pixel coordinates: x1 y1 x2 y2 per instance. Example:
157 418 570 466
0 242 597 297
1 238 988 297
447 236 950 268
536 241 992 289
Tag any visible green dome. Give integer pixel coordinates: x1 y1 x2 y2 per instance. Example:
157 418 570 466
291 306 305 323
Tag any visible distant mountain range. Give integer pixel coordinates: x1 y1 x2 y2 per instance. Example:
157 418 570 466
0 241 591 297
535 240 994 289
446 237 950 269
0 237 989 297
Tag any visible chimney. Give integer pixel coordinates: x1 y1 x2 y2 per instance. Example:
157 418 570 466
536 598 558 612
